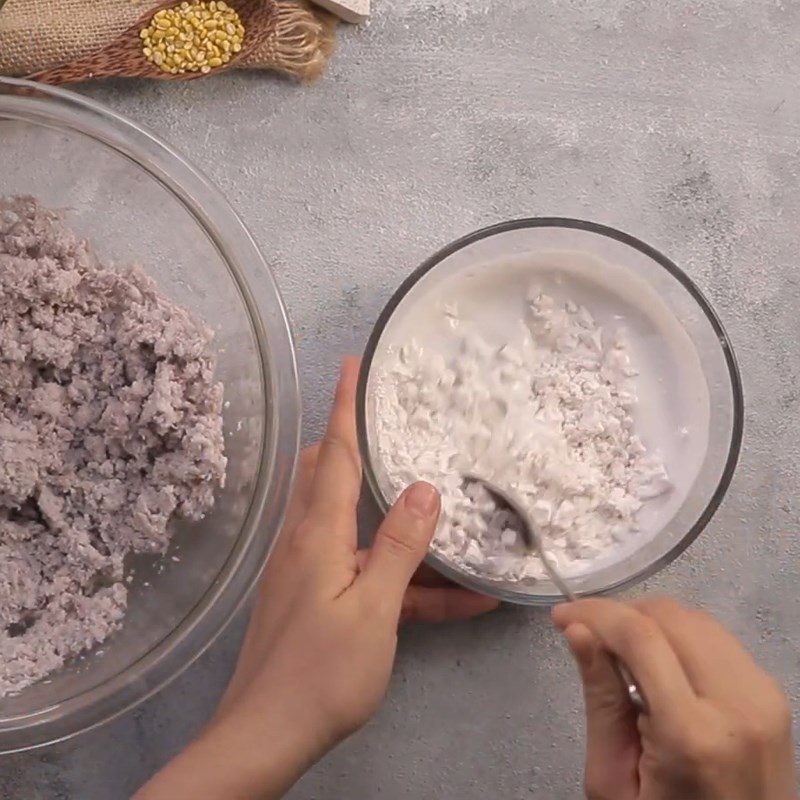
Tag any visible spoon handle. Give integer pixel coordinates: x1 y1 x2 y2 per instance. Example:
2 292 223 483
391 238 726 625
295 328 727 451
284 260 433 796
615 660 648 713
539 540 648 713
463 475 648 713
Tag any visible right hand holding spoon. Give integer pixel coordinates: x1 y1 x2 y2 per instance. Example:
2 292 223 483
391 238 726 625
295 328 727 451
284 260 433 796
553 597 797 800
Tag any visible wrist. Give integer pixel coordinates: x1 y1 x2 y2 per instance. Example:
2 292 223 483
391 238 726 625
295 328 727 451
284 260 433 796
207 686 334 797
135 686 329 800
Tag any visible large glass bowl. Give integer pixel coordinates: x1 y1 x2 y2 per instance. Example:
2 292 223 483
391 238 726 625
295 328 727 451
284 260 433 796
358 220 744 605
0 78 300 751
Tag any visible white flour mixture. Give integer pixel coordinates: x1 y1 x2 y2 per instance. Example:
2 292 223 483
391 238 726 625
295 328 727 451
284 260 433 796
368 251 709 582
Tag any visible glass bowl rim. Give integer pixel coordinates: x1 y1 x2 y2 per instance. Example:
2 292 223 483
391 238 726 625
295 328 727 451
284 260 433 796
0 77 300 749
356 216 744 606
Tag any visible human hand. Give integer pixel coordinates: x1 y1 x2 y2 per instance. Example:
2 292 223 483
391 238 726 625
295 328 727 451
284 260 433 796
553 597 797 800
135 358 497 800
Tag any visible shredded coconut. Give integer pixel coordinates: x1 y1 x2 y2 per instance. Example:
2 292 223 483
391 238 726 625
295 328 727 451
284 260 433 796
0 197 226 695
374 286 672 581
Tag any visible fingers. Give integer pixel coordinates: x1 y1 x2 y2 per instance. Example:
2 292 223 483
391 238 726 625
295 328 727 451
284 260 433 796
356 549 499 622
358 482 441 615
633 597 770 700
220 447 322 716
258 444 321 583
401 585 499 624
563 624 641 799
359 550 481 590
553 599 696 718
565 623 632 722
306 357 362 541
282 444 321 536
410 562 454 588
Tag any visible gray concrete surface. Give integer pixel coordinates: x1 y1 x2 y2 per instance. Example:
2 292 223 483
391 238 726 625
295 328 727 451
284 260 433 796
3 0 800 796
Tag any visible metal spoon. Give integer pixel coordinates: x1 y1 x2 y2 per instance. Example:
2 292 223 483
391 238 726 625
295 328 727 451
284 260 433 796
465 474 648 714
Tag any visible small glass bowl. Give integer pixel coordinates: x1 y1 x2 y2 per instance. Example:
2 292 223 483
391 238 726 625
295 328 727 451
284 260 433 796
357 219 744 605
0 78 300 751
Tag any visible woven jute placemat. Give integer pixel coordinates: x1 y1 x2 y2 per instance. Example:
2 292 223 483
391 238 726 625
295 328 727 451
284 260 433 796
0 0 337 83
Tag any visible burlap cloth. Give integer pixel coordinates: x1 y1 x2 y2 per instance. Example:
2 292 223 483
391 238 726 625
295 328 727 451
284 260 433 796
0 0 337 81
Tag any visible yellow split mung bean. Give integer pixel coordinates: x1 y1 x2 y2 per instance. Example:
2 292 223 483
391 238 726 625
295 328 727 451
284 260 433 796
140 1 245 75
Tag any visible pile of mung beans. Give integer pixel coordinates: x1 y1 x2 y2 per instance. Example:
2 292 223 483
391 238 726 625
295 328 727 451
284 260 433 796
140 1 245 75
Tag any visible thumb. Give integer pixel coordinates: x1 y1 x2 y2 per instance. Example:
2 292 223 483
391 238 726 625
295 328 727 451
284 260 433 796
562 623 641 796
359 482 441 614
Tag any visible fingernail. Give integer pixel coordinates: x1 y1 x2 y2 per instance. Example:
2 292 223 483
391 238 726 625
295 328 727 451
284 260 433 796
404 482 440 517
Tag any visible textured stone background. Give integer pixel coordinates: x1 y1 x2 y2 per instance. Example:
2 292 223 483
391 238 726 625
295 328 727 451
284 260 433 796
3 0 800 796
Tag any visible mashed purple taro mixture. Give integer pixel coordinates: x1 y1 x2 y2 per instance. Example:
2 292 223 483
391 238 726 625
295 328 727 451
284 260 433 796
0 197 226 695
